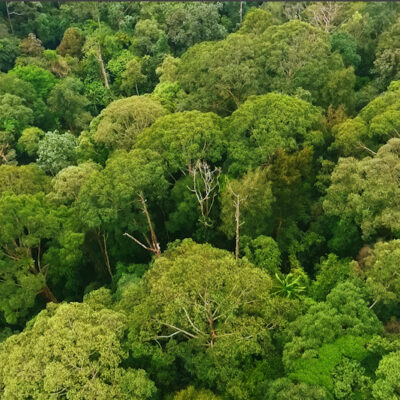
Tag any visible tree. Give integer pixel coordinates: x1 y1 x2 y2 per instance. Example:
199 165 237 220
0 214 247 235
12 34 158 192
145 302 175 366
311 254 352 301
57 27 84 58
49 162 100 205
374 18 400 88
373 351 400 400
225 93 324 175
241 235 281 274
283 281 381 369
0 37 20 72
47 77 91 133
330 31 361 69
122 239 294 399
237 8 274 35
133 18 168 57
120 58 146 96
0 164 49 195
10 65 56 101
0 93 33 134
17 127 44 158
135 111 225 175
173 32 264 114
273 273 306 299
92 96 166 151
355 240 400 308
0 72 48 129
0 192 83 324
19 33 44 57
164 3 227 54
332 81 400 157
77 149 168 275
174 386 222 400
261 20 355 110
303 2 343 32
220 168 275 241
324 138 400 240
36 131 78 176
267 378 327 400
0 300 156 399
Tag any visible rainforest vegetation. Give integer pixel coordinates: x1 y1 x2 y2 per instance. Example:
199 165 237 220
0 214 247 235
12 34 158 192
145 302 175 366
1 1 400 398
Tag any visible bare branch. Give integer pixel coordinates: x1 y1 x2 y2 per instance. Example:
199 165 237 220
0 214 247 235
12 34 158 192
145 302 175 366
187 160 221 228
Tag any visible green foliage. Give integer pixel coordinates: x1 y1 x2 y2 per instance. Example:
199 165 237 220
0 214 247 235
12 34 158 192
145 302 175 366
267 378 327 400
77 148 168 236
1 4 400 398
373 350 400 399
0 37 20 72
92 95 167 151
0 301 156 399
357 240 400 307
36 131 78 175
47 77 91 133
136 111 225 174
17 127 44 158
332 81 400 157
324 138 400 239
0 93 33 134
10 65 56 100
49 161 100 205
123 239 295 399
241 235 281 274
220 168 274 239
331 31 361 69
174 386 222 400
273 273 306 299
57 27 84 58
0 164 49 195
164 3 227 53
0 192 83 324
311 254 352 301
283 281 382 369
225 93 324 174
289 335 372 395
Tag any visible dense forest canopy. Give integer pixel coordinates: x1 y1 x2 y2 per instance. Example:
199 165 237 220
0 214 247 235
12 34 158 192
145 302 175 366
1 1 400 398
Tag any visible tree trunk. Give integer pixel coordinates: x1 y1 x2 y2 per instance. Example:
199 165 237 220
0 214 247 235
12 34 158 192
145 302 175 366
40 285 57 303
139 192 161 256
97 47 110 90
5 3 14 34
235 196 240 260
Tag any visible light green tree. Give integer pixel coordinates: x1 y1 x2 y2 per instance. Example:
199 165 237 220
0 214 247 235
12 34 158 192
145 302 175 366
92 95 167 151
0 301 156 399
135 111 225 174
324 138 400 239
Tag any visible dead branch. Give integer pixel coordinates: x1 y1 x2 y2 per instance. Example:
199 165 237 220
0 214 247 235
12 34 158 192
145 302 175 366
124 192 161 256
188 160 221 228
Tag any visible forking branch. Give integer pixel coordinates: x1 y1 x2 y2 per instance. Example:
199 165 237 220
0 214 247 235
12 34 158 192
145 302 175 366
124 192 161 256
188 160 221 228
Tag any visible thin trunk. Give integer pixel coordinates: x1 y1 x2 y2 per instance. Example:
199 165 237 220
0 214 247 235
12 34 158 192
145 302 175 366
276 218 283 238
124 193 161 256
102 233 112 278
96 230 112 278
235 197 240 260
40 285 57 303
95 3 109 90
369 299 378 309
239 1 243 24
5 3 14 34
135 83 139 96
139 192 160 256
97 47 110 89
